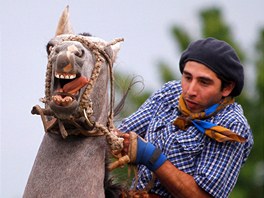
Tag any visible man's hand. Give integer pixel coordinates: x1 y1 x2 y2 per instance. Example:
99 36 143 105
132 132 167 171
116 130 167 171
113 130 130 156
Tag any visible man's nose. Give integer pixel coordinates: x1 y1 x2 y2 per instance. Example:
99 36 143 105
186 81 198 96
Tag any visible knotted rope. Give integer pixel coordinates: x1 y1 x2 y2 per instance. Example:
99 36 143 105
35 35 124 152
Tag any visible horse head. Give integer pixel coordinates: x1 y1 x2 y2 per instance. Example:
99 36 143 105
24 7 125 198
33 6 123 139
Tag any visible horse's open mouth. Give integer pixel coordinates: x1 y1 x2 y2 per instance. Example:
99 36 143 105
51 72 89 108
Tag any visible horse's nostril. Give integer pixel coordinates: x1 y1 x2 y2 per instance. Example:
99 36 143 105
75 49 84 58
57 53 71 71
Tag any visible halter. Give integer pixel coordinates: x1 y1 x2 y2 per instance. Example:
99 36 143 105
32 35 124 151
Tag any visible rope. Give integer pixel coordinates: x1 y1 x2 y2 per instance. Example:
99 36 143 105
39 35 124 152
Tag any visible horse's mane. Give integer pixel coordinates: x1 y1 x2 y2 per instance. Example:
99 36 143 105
114 76 144 117
79 32 92 37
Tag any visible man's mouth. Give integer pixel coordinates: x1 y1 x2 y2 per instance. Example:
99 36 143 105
184 98 200 111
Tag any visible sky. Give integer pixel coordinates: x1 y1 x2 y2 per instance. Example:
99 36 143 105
1 0 263 197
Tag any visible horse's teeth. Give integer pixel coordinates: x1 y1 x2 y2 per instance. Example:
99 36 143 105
69 74 76 79
55 73 76 79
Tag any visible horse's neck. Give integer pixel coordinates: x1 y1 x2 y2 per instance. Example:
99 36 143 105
23 91 109 198
24 52 112 198
23 134 107 197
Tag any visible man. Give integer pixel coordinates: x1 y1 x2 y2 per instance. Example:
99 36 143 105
117 38 253 198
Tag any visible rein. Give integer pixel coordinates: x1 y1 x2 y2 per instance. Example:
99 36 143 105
32 35 124 152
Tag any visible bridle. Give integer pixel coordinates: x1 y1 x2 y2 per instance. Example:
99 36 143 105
32 35 124 151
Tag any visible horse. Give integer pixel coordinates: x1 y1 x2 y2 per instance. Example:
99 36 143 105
23 6 125 198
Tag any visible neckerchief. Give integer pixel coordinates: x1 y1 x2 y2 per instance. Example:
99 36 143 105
173 95 246 143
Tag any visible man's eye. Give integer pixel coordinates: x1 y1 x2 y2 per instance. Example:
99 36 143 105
200 80 210 86
184 75 192 81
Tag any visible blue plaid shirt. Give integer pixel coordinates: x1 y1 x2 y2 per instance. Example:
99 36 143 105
118 80 253 198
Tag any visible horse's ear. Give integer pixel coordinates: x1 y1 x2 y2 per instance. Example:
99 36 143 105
110 43 121 63
55 5 74 36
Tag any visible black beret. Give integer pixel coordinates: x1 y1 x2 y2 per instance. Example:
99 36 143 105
179 37 244 97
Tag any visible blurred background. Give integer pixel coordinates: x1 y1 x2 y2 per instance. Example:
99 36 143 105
1 0 263 197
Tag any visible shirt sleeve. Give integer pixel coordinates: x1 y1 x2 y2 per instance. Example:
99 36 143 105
118 89 162 137
118 81 180 137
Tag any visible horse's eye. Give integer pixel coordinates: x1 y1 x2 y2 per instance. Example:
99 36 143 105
46 43 54 55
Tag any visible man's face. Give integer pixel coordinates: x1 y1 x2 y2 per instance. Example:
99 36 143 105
181 61 233 113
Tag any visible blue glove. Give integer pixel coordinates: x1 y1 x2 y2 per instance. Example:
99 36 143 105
134 134 167 171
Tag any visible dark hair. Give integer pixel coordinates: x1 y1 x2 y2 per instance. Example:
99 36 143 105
217 74 234 94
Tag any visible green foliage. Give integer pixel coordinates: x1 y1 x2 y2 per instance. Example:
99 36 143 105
171 27 191 51
200 8 245 61
255 29 264 100
157 61 179 84
113 71 152 120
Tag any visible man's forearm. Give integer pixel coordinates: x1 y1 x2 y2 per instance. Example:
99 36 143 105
155 161 211 198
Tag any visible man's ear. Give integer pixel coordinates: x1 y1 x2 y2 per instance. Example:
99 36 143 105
222 82 235 97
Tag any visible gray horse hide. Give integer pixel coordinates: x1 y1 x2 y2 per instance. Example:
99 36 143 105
23 6 121 198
